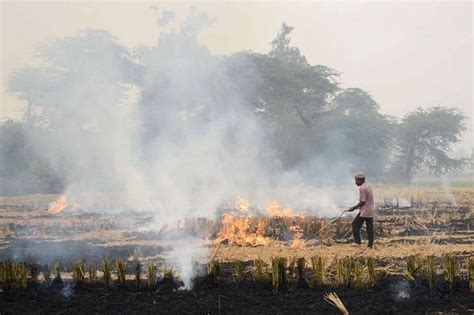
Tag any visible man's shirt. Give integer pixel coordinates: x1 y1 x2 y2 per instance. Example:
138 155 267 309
359 182 375 218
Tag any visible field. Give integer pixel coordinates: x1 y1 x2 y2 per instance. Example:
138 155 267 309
0 185 473 314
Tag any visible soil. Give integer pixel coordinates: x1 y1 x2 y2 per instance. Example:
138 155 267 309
1 275 473 314
0 188 473 314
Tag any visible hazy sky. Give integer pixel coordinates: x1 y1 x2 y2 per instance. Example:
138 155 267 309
1 1 472 152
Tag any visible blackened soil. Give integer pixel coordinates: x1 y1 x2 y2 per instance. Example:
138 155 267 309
1 276 473 314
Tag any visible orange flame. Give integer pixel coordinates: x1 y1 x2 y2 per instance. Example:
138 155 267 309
234 196 251 212
217 213 268 246
289 225 307 249
266 201 302 218
48 195 67 214
216 196 307 247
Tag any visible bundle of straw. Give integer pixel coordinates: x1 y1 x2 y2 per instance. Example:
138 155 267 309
324 292 349 315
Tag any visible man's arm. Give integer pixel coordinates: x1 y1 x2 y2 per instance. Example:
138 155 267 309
349 186 367 211
349 201 366 212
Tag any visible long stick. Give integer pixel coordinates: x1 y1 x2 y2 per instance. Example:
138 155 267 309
315 209 349 236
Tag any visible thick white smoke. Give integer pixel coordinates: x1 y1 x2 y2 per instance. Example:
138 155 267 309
10 9 359 287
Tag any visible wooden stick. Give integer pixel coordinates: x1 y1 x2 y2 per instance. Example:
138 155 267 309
316 209 350 236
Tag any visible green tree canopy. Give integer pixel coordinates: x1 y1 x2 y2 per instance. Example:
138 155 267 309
392 106 467 181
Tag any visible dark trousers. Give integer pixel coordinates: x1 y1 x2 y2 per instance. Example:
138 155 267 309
352 213 374 247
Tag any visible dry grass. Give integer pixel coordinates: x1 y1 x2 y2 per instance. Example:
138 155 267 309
88 264 97 284
352 259 363 288
443 253 458 293
147 262 157 287
425 255 435 290
311 256 325 286
234 260 243 282
405 255 423 280
73 260 86 282
296 257 307 286
207 260 221 278
216 243 473 267
43 265 51 283
324 292 349 315
116 259 126 285
30 264 39 282
161 265 174 280
335 258 350 286
468 256 474 293
54 260 61 282
134 261 141 287
253 259 266 282
102 259 112 287
271 257 287 293
366 257 376 288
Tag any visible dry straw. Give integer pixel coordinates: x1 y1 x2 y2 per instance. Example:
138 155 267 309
234 261 243 282
116 259 127 285
134 261 141 287
207 260 221 278
88 264 97 284
425 256 435 290
43 265 51 284
311 256 325 286
147 262 157 287
366 257 376 288
102 259 112 287
324 292 349 315
73 260 86 282
54 260 62 282
253 259 266 282
468 256 474 293
443 253 457 293
30 264 39 282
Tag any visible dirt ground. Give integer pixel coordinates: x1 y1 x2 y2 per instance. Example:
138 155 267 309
0 186 473 314
1 275 473 314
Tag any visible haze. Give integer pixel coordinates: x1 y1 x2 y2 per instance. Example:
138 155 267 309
1 1 472 152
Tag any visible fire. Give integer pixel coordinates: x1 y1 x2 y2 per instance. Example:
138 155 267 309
216 196 268 246
216 196 306 247
266 201 302 217
217 213 268 246
234 196 251 212
48 195 67 214
47 195 80 214
289 225 307 249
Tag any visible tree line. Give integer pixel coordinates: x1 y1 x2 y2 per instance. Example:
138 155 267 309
0 23 467 195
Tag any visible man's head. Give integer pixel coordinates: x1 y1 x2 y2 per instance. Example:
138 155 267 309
354 171 365 186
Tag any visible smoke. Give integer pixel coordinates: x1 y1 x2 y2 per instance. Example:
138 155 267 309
7 8 360 287
390 279 411 301
157 10 176 27
164 238 208 289
61 281 75 299
441 176 457 205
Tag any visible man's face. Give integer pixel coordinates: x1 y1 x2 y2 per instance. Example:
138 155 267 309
355 178 364 186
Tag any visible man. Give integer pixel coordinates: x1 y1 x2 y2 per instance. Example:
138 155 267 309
348 172 375 248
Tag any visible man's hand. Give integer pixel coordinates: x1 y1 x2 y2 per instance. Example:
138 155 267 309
349 201 365 212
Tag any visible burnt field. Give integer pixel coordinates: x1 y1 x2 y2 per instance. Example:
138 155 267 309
0 186 473 314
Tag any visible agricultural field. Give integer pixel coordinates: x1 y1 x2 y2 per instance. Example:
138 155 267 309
0 185 473 314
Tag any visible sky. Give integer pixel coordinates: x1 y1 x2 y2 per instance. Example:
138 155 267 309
1 0 472 153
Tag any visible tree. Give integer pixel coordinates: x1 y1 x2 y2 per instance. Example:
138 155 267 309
9 29 139 129
308 88 394 177
269 22 307 66
392 107 467 181
226 54 339 128
8 29 140 191
0 120 64 194
330 88 380 114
